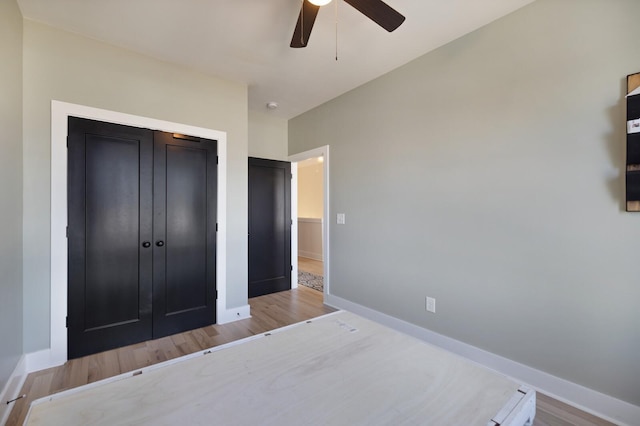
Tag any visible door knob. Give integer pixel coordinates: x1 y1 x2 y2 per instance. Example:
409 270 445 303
156 241 165 247
142 241 151 248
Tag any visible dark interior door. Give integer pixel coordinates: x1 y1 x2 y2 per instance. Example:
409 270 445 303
248 157 291 298
68 118 217 359
152 131 217 338
68 117 154 359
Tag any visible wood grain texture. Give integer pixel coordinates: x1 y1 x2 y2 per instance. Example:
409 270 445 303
25 312 524 425
533 393 616 426
6 286 613 425
6 286 334 426
628 72 640 95
627 200 640 212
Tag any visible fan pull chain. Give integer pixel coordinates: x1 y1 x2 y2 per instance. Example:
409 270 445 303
301 0 305 45
335 0 339 61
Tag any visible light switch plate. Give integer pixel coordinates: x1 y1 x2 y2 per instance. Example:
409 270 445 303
337 213 345 225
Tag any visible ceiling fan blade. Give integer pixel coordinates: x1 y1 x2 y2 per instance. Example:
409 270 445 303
290 1 321 48
343 0 405 32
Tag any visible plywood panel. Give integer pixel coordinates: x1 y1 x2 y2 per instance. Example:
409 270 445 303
26 312 527 425
628 72 640 95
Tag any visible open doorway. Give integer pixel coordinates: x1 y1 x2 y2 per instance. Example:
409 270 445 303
297 157 324 291
289 146 330 298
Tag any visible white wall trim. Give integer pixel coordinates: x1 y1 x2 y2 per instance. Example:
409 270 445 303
298 251 323 262
216 304 251 324
325 293 640 426
298 217 322 223
289 146 330 297
0 355 27 425
24 349 63 374
50 100 230 369
290 162 298 289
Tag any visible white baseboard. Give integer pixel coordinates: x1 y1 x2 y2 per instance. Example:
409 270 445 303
325 294 640 426
24 348 65 373
0 355 27 425
216 304 251 324
299 251 323 261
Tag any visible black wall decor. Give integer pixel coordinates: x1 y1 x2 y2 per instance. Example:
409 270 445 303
626 72 640 211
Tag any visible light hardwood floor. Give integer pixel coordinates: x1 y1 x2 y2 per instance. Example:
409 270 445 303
298 256 323 276
7 286 613 426
6 287 334 425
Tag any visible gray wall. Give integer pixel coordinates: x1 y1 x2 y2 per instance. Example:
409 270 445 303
0 0 24 390
22 20 249 352
290 0 640 406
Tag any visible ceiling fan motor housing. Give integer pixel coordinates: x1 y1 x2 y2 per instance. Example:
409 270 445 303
290 0 405 48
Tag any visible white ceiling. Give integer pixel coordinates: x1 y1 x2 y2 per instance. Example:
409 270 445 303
17 0 534 119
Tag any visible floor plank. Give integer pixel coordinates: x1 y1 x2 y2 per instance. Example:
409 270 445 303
298 256 323 276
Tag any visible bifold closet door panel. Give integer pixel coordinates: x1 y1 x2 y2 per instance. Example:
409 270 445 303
68 118 218 358
152 131 217 338
248 157 291 298
67 117 154 359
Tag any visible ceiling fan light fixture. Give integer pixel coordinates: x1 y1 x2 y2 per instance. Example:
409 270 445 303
308 0 332 6
291 0 405 48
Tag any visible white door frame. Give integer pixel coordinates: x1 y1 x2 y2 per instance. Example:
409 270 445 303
38 100 233 371
288 146 330 297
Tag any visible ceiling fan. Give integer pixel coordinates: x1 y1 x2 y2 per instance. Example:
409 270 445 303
290 0 405 48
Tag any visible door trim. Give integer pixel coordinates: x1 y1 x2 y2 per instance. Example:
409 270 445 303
46 100 237 368
288 146 330 298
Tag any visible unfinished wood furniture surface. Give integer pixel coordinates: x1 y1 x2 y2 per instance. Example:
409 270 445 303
25 311 535 426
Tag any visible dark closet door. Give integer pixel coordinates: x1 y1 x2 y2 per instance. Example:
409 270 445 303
248 157 291 298
68 118 218 359
68 117 154 359
152 131 217 338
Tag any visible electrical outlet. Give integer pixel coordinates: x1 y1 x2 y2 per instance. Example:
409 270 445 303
426 297 436 313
